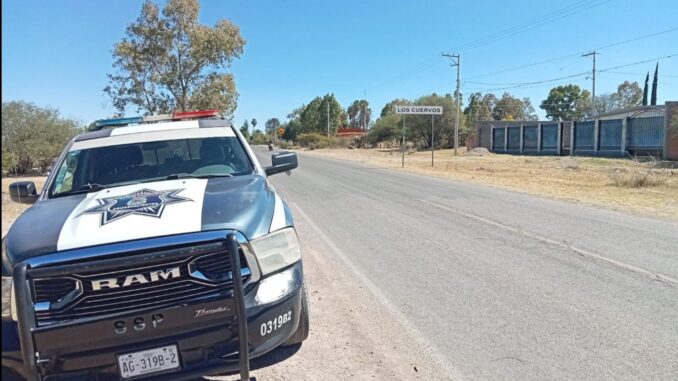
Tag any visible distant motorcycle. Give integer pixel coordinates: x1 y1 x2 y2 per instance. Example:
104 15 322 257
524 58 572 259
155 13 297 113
268 143 273 151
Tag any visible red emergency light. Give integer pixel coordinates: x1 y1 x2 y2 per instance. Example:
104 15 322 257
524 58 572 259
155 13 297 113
172 109 220 120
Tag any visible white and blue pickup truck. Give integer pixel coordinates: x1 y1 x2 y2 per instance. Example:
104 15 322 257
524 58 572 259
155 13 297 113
1 110 309 381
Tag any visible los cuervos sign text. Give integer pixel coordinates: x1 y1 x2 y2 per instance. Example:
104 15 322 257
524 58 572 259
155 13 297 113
395 105 443 115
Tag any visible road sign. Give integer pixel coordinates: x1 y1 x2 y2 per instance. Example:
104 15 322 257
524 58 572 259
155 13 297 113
395 105 443 115
394 105 442 168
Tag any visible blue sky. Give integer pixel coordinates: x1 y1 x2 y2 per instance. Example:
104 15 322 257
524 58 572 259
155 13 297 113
3 0 677 127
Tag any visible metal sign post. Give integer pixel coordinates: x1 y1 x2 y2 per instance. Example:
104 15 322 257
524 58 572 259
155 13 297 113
401 115 406 168
395 105 443 168
431 115 435 167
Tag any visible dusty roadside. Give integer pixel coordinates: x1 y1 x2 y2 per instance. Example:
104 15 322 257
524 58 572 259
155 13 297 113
299 148 678 221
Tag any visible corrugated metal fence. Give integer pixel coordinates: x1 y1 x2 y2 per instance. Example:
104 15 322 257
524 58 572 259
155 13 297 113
477 113 666 157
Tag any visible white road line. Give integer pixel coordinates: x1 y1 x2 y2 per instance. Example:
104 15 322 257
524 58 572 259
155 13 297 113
418 199 678 287
291 203 466 380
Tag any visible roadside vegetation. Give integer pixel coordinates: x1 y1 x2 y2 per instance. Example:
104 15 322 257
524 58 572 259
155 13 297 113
2 101 82 175
607 157 672 188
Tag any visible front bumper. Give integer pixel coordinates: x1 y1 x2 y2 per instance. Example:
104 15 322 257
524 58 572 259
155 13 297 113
2 261 304 381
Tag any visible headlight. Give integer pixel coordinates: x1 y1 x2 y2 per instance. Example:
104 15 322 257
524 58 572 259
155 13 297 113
250 228 301 276
1 276 14 320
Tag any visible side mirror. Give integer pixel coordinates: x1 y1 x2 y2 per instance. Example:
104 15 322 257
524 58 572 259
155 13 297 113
264 152 298 176
9 181 39 204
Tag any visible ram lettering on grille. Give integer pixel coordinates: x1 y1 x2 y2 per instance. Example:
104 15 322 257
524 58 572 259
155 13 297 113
90 267 181 291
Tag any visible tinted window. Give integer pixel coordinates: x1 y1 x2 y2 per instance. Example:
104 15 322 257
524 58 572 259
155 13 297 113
51 137 253 196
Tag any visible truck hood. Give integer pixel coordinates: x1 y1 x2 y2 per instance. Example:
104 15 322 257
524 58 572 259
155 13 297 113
3 175 290 269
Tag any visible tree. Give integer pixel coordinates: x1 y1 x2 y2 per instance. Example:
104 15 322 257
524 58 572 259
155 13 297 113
540 84 591 121
105 0 245 116
464 92 496 125
239 120 250 140
282 119 302 141
265 118 281 135
373 93 463 148
380 98 409 117
651 63 658 105
594 93 619 114
643 72 649 106
492 92 537 121
367 114 402 145
282 105 305 140
594 81 644 114
409 93 460 148
347 100 372 131
2 101 81 174
251 118 257 133
615 81 642 108
250 129 268 144
299 94 345 136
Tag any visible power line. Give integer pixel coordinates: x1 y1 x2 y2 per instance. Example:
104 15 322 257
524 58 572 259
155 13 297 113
461 53 677 92
605 70 678 78
365 0 614 94
465 26 678 80
465 72 588 86
598 53 677 72
444 0 613 53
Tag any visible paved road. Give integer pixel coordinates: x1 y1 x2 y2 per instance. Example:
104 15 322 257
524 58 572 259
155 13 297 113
255 147 678 380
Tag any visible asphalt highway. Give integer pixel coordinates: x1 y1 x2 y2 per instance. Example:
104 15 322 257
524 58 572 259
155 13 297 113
254 147 678 380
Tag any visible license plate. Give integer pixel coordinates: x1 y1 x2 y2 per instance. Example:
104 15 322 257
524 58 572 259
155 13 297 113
117 345 180 379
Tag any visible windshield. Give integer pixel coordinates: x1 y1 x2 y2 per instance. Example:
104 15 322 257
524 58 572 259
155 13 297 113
50 136 254 197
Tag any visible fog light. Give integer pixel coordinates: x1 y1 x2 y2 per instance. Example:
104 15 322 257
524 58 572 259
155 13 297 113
255 268 296 305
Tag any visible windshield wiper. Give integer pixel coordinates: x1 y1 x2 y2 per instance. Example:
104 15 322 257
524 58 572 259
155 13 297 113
166 173 234 180
52 183 107 198
52 181 143 198
79 183 105 191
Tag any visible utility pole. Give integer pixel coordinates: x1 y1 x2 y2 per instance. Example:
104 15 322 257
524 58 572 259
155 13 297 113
442 53 460 155
326 100 330 138
582 51 597 118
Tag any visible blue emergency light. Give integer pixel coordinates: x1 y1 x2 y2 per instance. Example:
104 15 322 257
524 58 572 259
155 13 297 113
93 110 220 130
94 116 144 129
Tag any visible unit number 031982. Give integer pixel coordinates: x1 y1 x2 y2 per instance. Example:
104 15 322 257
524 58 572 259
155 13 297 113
260 311 292 336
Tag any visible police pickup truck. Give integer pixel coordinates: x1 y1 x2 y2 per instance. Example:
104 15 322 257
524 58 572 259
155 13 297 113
2 110 309 380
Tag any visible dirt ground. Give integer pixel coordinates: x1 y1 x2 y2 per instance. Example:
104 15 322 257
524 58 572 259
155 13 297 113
301 148 678 222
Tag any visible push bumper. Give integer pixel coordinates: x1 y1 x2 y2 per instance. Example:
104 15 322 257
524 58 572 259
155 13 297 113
2 237 304 380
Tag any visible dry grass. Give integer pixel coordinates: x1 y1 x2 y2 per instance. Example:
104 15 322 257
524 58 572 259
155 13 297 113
608 167 669 188
303 148 678 221
2 176 47 235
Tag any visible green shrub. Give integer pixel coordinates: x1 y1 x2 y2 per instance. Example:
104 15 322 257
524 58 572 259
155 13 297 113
296 133 336 148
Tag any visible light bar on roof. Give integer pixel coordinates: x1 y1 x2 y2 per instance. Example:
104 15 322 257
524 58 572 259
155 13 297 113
143 114 173 122
172 109 219 120
94 116 143 129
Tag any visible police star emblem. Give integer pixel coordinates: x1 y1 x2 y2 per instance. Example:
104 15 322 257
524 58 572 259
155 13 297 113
79 188 192 225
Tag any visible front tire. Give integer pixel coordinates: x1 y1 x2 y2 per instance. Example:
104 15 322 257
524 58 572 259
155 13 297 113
282 282 310 346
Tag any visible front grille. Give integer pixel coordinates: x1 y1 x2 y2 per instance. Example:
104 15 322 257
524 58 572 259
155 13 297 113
193 252 233 279
33 278 78 302
30 240 250 326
